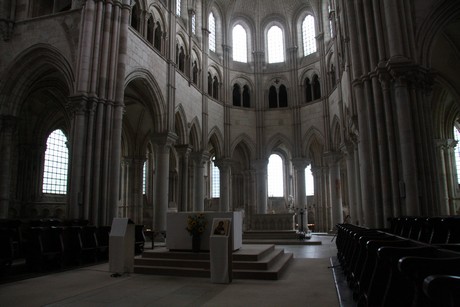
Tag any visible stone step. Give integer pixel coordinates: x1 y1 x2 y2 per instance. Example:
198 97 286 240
133 244 293 280
233 248 284 270
243 231 298 240
233 253 294 280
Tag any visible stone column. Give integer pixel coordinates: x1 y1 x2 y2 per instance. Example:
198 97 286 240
353 145 363 225
153 133 176 232
292 158 308 230
67 96 88 220
445 140 457 215
253 159 268 214
436 140 450 215
0 115 17 218
215 158 232 212
326 152 343 228
389 66 420 216
175 145 191 212
191 152 208 212
379 72 401 218
344 143 357 225
130 156 145 224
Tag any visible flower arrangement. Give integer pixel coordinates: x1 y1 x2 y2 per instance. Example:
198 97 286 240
186 213 207 236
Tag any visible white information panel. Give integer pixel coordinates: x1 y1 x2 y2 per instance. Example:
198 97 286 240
109 218 135 274
210 218 232 284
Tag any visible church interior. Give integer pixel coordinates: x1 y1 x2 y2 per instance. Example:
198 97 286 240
1 0 460 305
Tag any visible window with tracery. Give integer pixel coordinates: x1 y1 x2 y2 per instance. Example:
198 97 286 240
192 13 196 34
154 22 162 51
302 15 316 56
176 0 181 16
211 158 220 198
192 61 198 84
147 16 154 44
143 161 147 195
454 127 460 184
209 12 216 52
42 129 69 194
269 84 288 108
32 0 71 17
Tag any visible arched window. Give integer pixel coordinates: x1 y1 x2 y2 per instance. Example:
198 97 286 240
269 86 277 108
243 85 250 108
209 12 216 52
305 77 312 102
211 158 220 198
267 25 284 63
192 61 198 84
268 154 284 197
302 15 316 56
208 73 213 95
147 16 154 44
143 161 147 195
330 64 336 88
279 85 288 107
32 0 71 17
131 4 139 31
454 127 460 184
233 24 247 63
42 129 69 194
154 22 162 51
176 0 181 16
212 76 219 99
312 75 321 99
305 165 314 196
191 13 196 34
233 84 241 106
269 84 288 108
179 46 185 72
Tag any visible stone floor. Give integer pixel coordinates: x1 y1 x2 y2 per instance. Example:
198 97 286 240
0 234 355 307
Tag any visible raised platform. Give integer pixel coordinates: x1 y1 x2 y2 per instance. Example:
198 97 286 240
242 230 321 245
134 244 293 280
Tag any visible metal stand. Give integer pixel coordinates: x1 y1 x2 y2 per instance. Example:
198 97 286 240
296 207 311 240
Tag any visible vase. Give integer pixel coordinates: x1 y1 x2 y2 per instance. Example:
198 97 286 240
192 234 201 253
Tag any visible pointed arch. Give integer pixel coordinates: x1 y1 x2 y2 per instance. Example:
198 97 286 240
124 69 167 132
174 105 188 144
303 127 325 165
230 134 256 163
208 126 224 159
266 133 293 160
188 117 202 150
0 44 75 115
331 115 342 150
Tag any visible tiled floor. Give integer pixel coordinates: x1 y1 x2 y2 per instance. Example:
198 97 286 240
0 234 354 307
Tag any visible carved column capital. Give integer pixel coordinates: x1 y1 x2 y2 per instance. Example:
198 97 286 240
291 157 310 171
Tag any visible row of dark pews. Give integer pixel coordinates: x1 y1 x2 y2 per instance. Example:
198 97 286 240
0 219 146 275
336 216 460 307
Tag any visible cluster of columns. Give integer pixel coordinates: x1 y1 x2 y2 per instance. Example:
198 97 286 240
339 0 438 228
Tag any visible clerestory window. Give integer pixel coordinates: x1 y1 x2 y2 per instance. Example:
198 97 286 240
233 25 247 63
209 12 216 52
267 26 284 63
302 15 316 56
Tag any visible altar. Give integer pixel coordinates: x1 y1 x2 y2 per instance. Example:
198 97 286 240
166 211 243 251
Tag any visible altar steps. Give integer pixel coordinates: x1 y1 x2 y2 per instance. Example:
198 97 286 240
242 230 321 245
133 244 293 280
